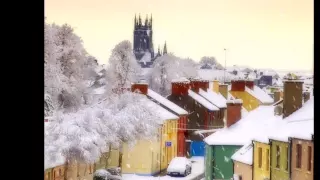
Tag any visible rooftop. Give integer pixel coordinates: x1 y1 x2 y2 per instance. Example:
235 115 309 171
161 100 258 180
188 89 219 111
198 89 227 108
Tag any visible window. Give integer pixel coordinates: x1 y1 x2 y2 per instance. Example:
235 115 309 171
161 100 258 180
266 149 270 170
48 172 51 180
258 147 262 168
285 146 288 171
59 169 62 176
307 146 312 171
53 171 56 178
296 144 302 168
77 163 80 177
276 145 280 168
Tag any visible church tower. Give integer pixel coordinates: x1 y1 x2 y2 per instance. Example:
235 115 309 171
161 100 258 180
133 14 155 66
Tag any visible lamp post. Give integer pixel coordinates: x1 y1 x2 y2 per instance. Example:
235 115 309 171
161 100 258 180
224 48 227 83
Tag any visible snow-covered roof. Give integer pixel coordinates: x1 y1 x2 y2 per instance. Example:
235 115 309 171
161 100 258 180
204 105 278 145
245 86 274 104
198 89 227 108
197 69 237 82
226 99 243 104
188 90 219 111
231 143 253 165
147 89 188 115
171 77 190 83
241 107 249 118
145 99 179 122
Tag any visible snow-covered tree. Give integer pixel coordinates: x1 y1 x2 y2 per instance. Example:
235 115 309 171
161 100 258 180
148 54 197 96
45 91 161 164
199 56 224 70
107 41 141 90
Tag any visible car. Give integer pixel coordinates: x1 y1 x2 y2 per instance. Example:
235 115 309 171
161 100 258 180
167 157 192 177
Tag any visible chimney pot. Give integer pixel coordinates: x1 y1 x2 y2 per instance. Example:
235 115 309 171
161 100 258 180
245 80 254 90
231 80 246 91
131 83 148 95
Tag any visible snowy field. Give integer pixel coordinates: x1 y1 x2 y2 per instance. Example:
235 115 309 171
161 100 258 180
122 157 204 180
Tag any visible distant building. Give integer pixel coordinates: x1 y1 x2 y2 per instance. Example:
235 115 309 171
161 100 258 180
258 75 273 88
133 14 167 68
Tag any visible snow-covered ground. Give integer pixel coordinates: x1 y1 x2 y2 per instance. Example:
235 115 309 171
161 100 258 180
122 157 204 180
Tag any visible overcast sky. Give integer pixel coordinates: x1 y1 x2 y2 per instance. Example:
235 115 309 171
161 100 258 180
45 0 313 71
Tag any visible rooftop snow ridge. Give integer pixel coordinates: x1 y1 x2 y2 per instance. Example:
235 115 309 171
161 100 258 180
147 89 188 115
188 89 219 111
226 99 243 104
172 77 190 83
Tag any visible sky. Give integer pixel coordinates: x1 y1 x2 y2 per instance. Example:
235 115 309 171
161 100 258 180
45 0 313 71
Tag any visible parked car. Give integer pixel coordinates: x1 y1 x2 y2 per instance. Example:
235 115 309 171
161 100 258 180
167 157 192 177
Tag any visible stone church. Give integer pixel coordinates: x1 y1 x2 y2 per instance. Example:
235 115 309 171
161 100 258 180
133 14 167 68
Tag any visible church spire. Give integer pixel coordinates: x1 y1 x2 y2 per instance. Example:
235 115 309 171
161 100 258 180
134 14 137 28
145 14 148 26
149 14 153 28
138 14 142 26
163 41 167 54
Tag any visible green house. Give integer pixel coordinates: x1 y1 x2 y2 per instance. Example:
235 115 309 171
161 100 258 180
270 139 290 180
205 144 241 180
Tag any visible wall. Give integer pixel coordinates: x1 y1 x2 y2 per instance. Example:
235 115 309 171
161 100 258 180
270 140 290 180
161 120 178 170
205 145 213 180
253 141 270 180
52 165 65 180
122 138 160 176
212 145 241 179
234 161 252 180
95 149 120 171
291 139 313 180
229 91 260 111
65 161 94 180
45 168 53 180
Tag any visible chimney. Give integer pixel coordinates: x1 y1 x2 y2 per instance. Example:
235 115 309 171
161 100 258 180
303 91 310 103
190 79 209 93
171 78 190 96
283 80 303 118
245 80 254 90
226 99 243 127
274 91 281 103
131 83 148 95
219 84 228 99
213 80 219 93
231 80 246 91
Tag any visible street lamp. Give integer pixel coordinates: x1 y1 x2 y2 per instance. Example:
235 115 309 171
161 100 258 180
224 48 227 83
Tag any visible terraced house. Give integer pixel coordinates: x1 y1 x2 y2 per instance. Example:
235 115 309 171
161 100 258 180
229 79 274 111
167 78 221 157
120 85 179 176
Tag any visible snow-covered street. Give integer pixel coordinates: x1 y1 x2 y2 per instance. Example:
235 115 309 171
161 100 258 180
122 157 204 180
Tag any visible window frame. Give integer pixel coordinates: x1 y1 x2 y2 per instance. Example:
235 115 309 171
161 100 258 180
258 147 262 168
276 145 280 169
266 148 270 171
307 146 312 171
296 144 302 169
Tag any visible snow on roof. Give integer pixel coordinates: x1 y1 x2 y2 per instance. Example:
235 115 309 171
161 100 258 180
245 86 273 104
145 99 179 122
172 77 190 83
188 90 219 111
231 143 253 165
197 69 237 82
226 99 243 104
199 89 227 108
147 89 188 115
204 105 277 145
241 107 249 118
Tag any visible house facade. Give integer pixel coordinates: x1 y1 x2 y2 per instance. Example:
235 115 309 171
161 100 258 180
253 141 271 180
290 138 313 180
270 140 290 180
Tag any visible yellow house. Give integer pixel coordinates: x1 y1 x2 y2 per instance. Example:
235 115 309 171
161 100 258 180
94 148 120 171
253 140 271 180
229 80 274 111
121 99 179 176
160 119 178 170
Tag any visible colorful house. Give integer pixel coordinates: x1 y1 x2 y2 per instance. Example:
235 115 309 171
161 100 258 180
252 140 271 180
146 88 189 157
204 99 246 180
94 148 120 171
167 78 220 157
121 97 179 176
229 80 274 111
231 143 253 180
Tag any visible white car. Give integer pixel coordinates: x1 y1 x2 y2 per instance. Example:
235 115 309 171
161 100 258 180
167 157 192 177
